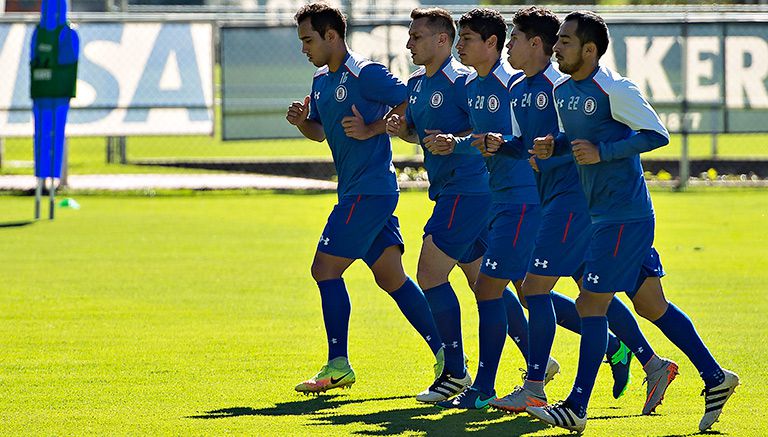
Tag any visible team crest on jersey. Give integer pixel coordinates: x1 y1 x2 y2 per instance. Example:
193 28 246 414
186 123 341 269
430 91 444 108
536 92 548 109
583 97 597 115
487 94 500 113
335 85 347 102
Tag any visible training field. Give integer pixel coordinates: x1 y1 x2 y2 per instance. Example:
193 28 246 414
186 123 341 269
1 188 766 435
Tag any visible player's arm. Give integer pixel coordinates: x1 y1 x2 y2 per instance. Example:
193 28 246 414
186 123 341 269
600 78 670 161
424 129 475 155
387 106 419 144
346 64 408 141
286 95 325 142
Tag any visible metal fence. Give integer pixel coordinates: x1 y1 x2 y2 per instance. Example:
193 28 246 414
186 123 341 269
1 5 767 184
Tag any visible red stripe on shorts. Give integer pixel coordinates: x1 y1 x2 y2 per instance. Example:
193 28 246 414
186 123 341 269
345 194 362 224
562 212 574 243
447 195 461 229
613 224 625 257
512 203 527 247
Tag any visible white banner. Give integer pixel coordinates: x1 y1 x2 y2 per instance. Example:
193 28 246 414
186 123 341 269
0 22 214 137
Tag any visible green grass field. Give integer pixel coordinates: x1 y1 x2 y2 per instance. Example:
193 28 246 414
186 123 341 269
1 188 766 435
2 133 766 176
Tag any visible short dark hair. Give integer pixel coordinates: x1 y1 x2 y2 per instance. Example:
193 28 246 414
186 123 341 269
512 6 560 56
564 10 609 58
295 2 346 39
458 8 507 53
411 7 456 42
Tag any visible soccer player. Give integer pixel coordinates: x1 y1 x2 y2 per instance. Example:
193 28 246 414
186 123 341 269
525 11 739 432
385 7 489 403
287 2 445 395
477 6 661 414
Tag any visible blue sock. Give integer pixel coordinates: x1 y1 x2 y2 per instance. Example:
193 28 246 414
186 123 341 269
566 316 608 418
549 291 622 357
389 277 443 356
551 291 581 333
606 297 655 365
424 282 465 376
318 278 351 361
473 298 507 394
502 287 529 359
526 294 556 382
653 303 724 388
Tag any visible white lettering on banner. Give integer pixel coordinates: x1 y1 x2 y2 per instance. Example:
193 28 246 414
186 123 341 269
625 36 676 102
0 22 214 137
687 36 720 103
726 36 768 109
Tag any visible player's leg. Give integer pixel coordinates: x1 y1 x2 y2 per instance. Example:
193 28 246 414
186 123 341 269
295 195 366 394
631 261 738 430
492 272 559 413
413 235 472 403
526 288 612 432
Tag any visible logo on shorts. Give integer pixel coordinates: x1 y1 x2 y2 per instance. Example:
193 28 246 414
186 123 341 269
335 85 347 102
319 235 330 246
430 91 444 108
487 94 500 113
586 273 600 284
583 97 597 115
485 258 498 270
536 92 548 109
534 258 549 269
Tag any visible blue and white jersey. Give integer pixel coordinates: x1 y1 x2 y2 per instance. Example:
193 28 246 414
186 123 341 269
465 58 538 204
552 65 669 223
504 63 585 213
309 51 407 197
405 56 489 200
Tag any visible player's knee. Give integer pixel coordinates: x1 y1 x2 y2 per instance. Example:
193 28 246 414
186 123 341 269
416 268 447 291
375 274 405 293
311 258 339 282
575 293 610 317
633 298 668 321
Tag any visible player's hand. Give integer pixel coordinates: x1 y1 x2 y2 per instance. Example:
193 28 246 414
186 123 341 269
342 105 372 140
470 133 498 157
571 139 601 165
423 129 455 155
386 113 404 137
286 95 310 126
531 134 554 159
529 156 540 172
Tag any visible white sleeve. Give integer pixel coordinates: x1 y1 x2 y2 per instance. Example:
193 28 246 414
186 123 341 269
608 78 669 139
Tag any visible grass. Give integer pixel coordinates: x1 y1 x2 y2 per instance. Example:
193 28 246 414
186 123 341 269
0 188 766 435
1 133 766 175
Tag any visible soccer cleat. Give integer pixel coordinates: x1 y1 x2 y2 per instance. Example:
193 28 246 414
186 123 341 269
527 400 587 433
294 357 356 394
606 341 633 399
544 357 560 386
642 357 679 415
416 371 472 403
699 369 739 431
490 385 547 413
436 386 496 410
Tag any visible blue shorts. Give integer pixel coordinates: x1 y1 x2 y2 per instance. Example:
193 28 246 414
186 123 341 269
528 210 591 278
581 219 655 294
480 202 542 281
318 194 404 266
423 193 492 263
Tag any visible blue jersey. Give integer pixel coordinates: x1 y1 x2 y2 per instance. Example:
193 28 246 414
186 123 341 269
552 66 669 223
309 52 407 197
465 59 538 204
502 63 586 213
405 56 489 200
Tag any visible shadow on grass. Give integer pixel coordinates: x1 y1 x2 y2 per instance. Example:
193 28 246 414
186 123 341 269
187 394 549 435
0 220 35 228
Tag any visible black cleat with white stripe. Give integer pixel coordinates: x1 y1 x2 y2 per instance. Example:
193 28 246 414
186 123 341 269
416 371 472 403
527 400 587 433
699 369 739 431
